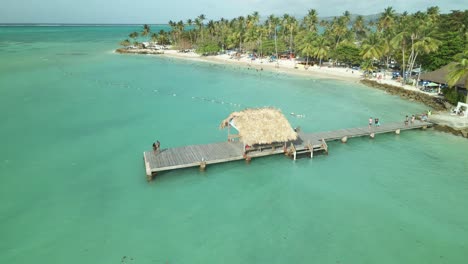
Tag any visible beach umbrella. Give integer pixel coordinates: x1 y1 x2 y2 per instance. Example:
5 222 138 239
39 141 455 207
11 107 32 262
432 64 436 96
426 82 439 87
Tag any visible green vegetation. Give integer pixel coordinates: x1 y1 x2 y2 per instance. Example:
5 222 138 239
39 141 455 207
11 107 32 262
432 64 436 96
120 7 468 103
196 41 221 55
447 49 468 103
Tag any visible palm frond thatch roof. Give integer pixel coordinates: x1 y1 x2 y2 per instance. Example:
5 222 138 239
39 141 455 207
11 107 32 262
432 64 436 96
220 108 297 145
420 63 467 89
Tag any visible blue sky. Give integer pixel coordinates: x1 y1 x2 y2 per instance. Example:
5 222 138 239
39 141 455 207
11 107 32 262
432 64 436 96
1 0 466 24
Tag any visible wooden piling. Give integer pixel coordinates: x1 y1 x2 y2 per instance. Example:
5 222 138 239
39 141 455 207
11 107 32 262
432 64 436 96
200 161 206 171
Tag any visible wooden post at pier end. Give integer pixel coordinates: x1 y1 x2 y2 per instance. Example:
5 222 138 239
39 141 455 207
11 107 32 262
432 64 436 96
200 160 207 171
144 152 154 182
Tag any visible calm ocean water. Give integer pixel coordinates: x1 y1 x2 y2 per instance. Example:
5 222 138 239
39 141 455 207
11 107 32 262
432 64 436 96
1 26 468 263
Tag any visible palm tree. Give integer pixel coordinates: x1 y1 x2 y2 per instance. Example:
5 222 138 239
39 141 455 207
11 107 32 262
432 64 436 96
391 13 410 84
352 15 367 41
378 7 396 33
141 24 151 41
329 15 349 48
198 14 206 42
405 13 441 81
300 42 314 66
151 33 158 44
361 32 382 64
380 33 395 77
342 11 351 26
282 15 298 57
186 19 193 46
129 32 139 46
361 60 376 78
447 50 468 103
120 39 131 48
237 16 246 51
207 20 215 40
303 9 318 33
312 36 330 67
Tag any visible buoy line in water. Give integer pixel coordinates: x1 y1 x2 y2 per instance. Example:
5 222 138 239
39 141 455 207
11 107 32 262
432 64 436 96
49 57 330 123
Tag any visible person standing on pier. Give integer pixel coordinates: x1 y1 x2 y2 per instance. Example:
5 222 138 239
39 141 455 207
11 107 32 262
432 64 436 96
411 115 415 124
405 115 409 126
152 140 161 152
369 117 373 128
375 118 380 127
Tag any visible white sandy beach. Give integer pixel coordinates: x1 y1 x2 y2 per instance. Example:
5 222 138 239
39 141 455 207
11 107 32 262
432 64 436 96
159 50 442 97
116 48 443 98
160 50 363 82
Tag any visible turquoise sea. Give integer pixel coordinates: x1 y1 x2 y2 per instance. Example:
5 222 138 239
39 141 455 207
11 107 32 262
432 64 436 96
1 26 468 263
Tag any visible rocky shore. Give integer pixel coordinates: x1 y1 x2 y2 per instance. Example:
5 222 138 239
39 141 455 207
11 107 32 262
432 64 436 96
115 48 164 55
360 79 468 138
360 79 447 111
433 124 468 138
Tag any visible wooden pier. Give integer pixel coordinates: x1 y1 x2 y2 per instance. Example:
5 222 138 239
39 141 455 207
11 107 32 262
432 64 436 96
143 121 432 181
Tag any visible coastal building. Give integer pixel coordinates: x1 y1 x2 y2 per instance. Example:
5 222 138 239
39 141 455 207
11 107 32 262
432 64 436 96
420 63 467 94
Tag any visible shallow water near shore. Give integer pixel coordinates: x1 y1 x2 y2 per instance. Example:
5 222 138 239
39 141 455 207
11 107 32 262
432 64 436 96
1 26 468 263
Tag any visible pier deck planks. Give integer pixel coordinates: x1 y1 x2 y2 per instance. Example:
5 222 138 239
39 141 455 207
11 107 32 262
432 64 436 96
143 121 432 175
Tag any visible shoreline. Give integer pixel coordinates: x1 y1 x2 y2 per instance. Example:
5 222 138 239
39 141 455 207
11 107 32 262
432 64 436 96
161 50 363 83
360 79 447 111
114 48 468 138
116 48 363 83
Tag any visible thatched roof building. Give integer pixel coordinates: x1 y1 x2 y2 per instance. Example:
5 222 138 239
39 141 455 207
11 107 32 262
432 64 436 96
420 63 467 89
220 108 297 145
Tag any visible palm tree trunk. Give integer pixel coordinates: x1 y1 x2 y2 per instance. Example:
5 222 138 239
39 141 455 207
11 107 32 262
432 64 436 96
401 46 405 85
290 30 293 57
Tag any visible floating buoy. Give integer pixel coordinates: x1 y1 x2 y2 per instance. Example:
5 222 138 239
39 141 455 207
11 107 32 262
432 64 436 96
370 133 375 139
341 136 348 143
395 129 401 135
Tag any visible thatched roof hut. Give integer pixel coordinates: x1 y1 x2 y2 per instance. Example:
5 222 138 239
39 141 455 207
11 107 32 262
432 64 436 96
420 63 467 89
220 108 297 145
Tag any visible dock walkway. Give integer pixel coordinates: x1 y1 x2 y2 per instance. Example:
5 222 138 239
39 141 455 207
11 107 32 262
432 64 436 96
143 121 432 180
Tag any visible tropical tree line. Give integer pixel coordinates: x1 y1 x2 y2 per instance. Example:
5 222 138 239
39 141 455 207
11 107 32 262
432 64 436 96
120 7 468 103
